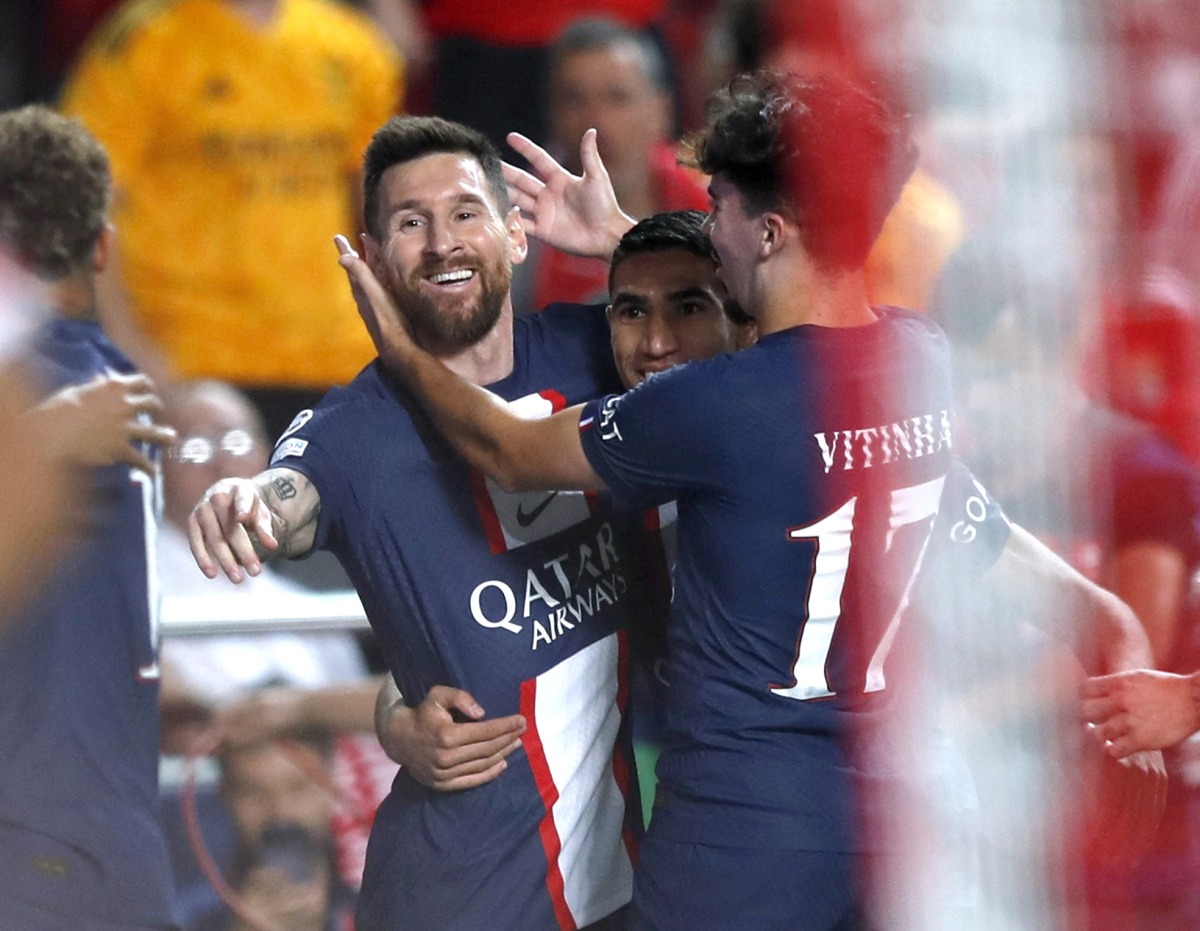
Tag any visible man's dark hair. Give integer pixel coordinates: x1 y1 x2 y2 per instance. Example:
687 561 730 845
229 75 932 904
0 105 111 280
362 116 510 239
609 209 714 287
686 70 918 271
551 17 669 93
609 210 752 325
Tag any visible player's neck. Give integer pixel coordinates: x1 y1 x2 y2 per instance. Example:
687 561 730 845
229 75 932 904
50 275 99 323
431 304 516 387
757 261 874 336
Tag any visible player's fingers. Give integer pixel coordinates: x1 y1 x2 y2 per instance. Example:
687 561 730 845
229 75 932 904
429 685 486 721
190 503 245 582
333 233 359 259
1079 675 1117 699
211 493 266 577
507 132 569 182
435 759 509 792
1094 716 1131 745
121 444 158 476
245 494 279 553
1080 695 1114 724
502 160 544 197
125 390 165 416
436 736 524 782
126 420 178 448
432 713 527 755
578 127 611 182
186 510 220 579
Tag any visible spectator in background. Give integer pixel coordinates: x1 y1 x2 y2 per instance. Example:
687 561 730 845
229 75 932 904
420 0 669 157
60 0 403 440
154 379 394 909
702 0 966 313
514 17 709 312
936 240 1200 929
157 380 374 753
0 104 178 929
184 732 356 931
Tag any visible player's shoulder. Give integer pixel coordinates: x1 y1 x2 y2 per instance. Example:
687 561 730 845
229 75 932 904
521 301 608 340
515 301 619 387
874 304 947 335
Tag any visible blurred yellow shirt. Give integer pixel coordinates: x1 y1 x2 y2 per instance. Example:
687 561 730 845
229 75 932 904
63 0 402 387
866 167 965 313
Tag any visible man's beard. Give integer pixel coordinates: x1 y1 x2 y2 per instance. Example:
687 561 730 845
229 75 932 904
392 256 511 354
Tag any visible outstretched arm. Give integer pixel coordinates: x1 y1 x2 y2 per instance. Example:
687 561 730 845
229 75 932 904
982 523 1155 677
336 236 604 493
187 467 321 583
503 130 636 260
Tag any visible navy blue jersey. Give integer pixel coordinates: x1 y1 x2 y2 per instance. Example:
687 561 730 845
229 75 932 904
272 303 645 930
580 307 958 853
0 318 174 928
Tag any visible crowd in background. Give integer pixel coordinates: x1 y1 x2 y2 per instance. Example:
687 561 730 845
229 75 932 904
4 0 1200 928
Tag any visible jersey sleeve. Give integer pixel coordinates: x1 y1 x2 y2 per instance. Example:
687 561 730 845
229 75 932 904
268 393 366 553
578 362 717 507
931 456 1012 578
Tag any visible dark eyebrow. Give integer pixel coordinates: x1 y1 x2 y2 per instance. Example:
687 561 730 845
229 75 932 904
668 286 719 304
386 193 491 220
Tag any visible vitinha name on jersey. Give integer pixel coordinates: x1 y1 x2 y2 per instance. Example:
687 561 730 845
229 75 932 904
814 408 953 474
468 522 628 650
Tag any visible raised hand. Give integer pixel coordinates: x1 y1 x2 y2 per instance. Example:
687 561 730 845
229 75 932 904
334 233 416 370
38 370 176 474
503 129 635 260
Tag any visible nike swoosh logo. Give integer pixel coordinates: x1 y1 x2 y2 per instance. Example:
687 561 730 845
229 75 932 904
515 491 559 527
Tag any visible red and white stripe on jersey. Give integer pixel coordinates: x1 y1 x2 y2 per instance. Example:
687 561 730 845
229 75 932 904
520 630 634 930
472 389 599 555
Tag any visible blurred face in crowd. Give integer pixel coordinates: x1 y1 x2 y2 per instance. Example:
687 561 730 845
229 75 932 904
550 41 670 187
364 153 527 354
607 249 751 389
220 741 333 849
163 384 267 529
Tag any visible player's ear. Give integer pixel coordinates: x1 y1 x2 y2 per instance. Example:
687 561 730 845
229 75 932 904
760 213 787 259
93 222 116 275
506 206 528 266
361 233 383 273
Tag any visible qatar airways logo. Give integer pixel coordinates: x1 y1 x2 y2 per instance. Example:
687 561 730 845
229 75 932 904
468 521 628 650
814 409 952 474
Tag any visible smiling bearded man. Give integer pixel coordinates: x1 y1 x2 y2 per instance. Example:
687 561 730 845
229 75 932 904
188 116 657 931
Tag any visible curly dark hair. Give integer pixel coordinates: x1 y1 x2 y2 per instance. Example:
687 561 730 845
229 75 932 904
685 70 917 271
0 105 111 280
362 116 511 239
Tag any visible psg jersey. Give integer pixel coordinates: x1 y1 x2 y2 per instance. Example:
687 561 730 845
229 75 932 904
0 317 173 928
272 303 647 930
579 307 963 853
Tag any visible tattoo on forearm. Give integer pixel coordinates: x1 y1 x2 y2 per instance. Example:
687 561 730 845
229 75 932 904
270 476 298 501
